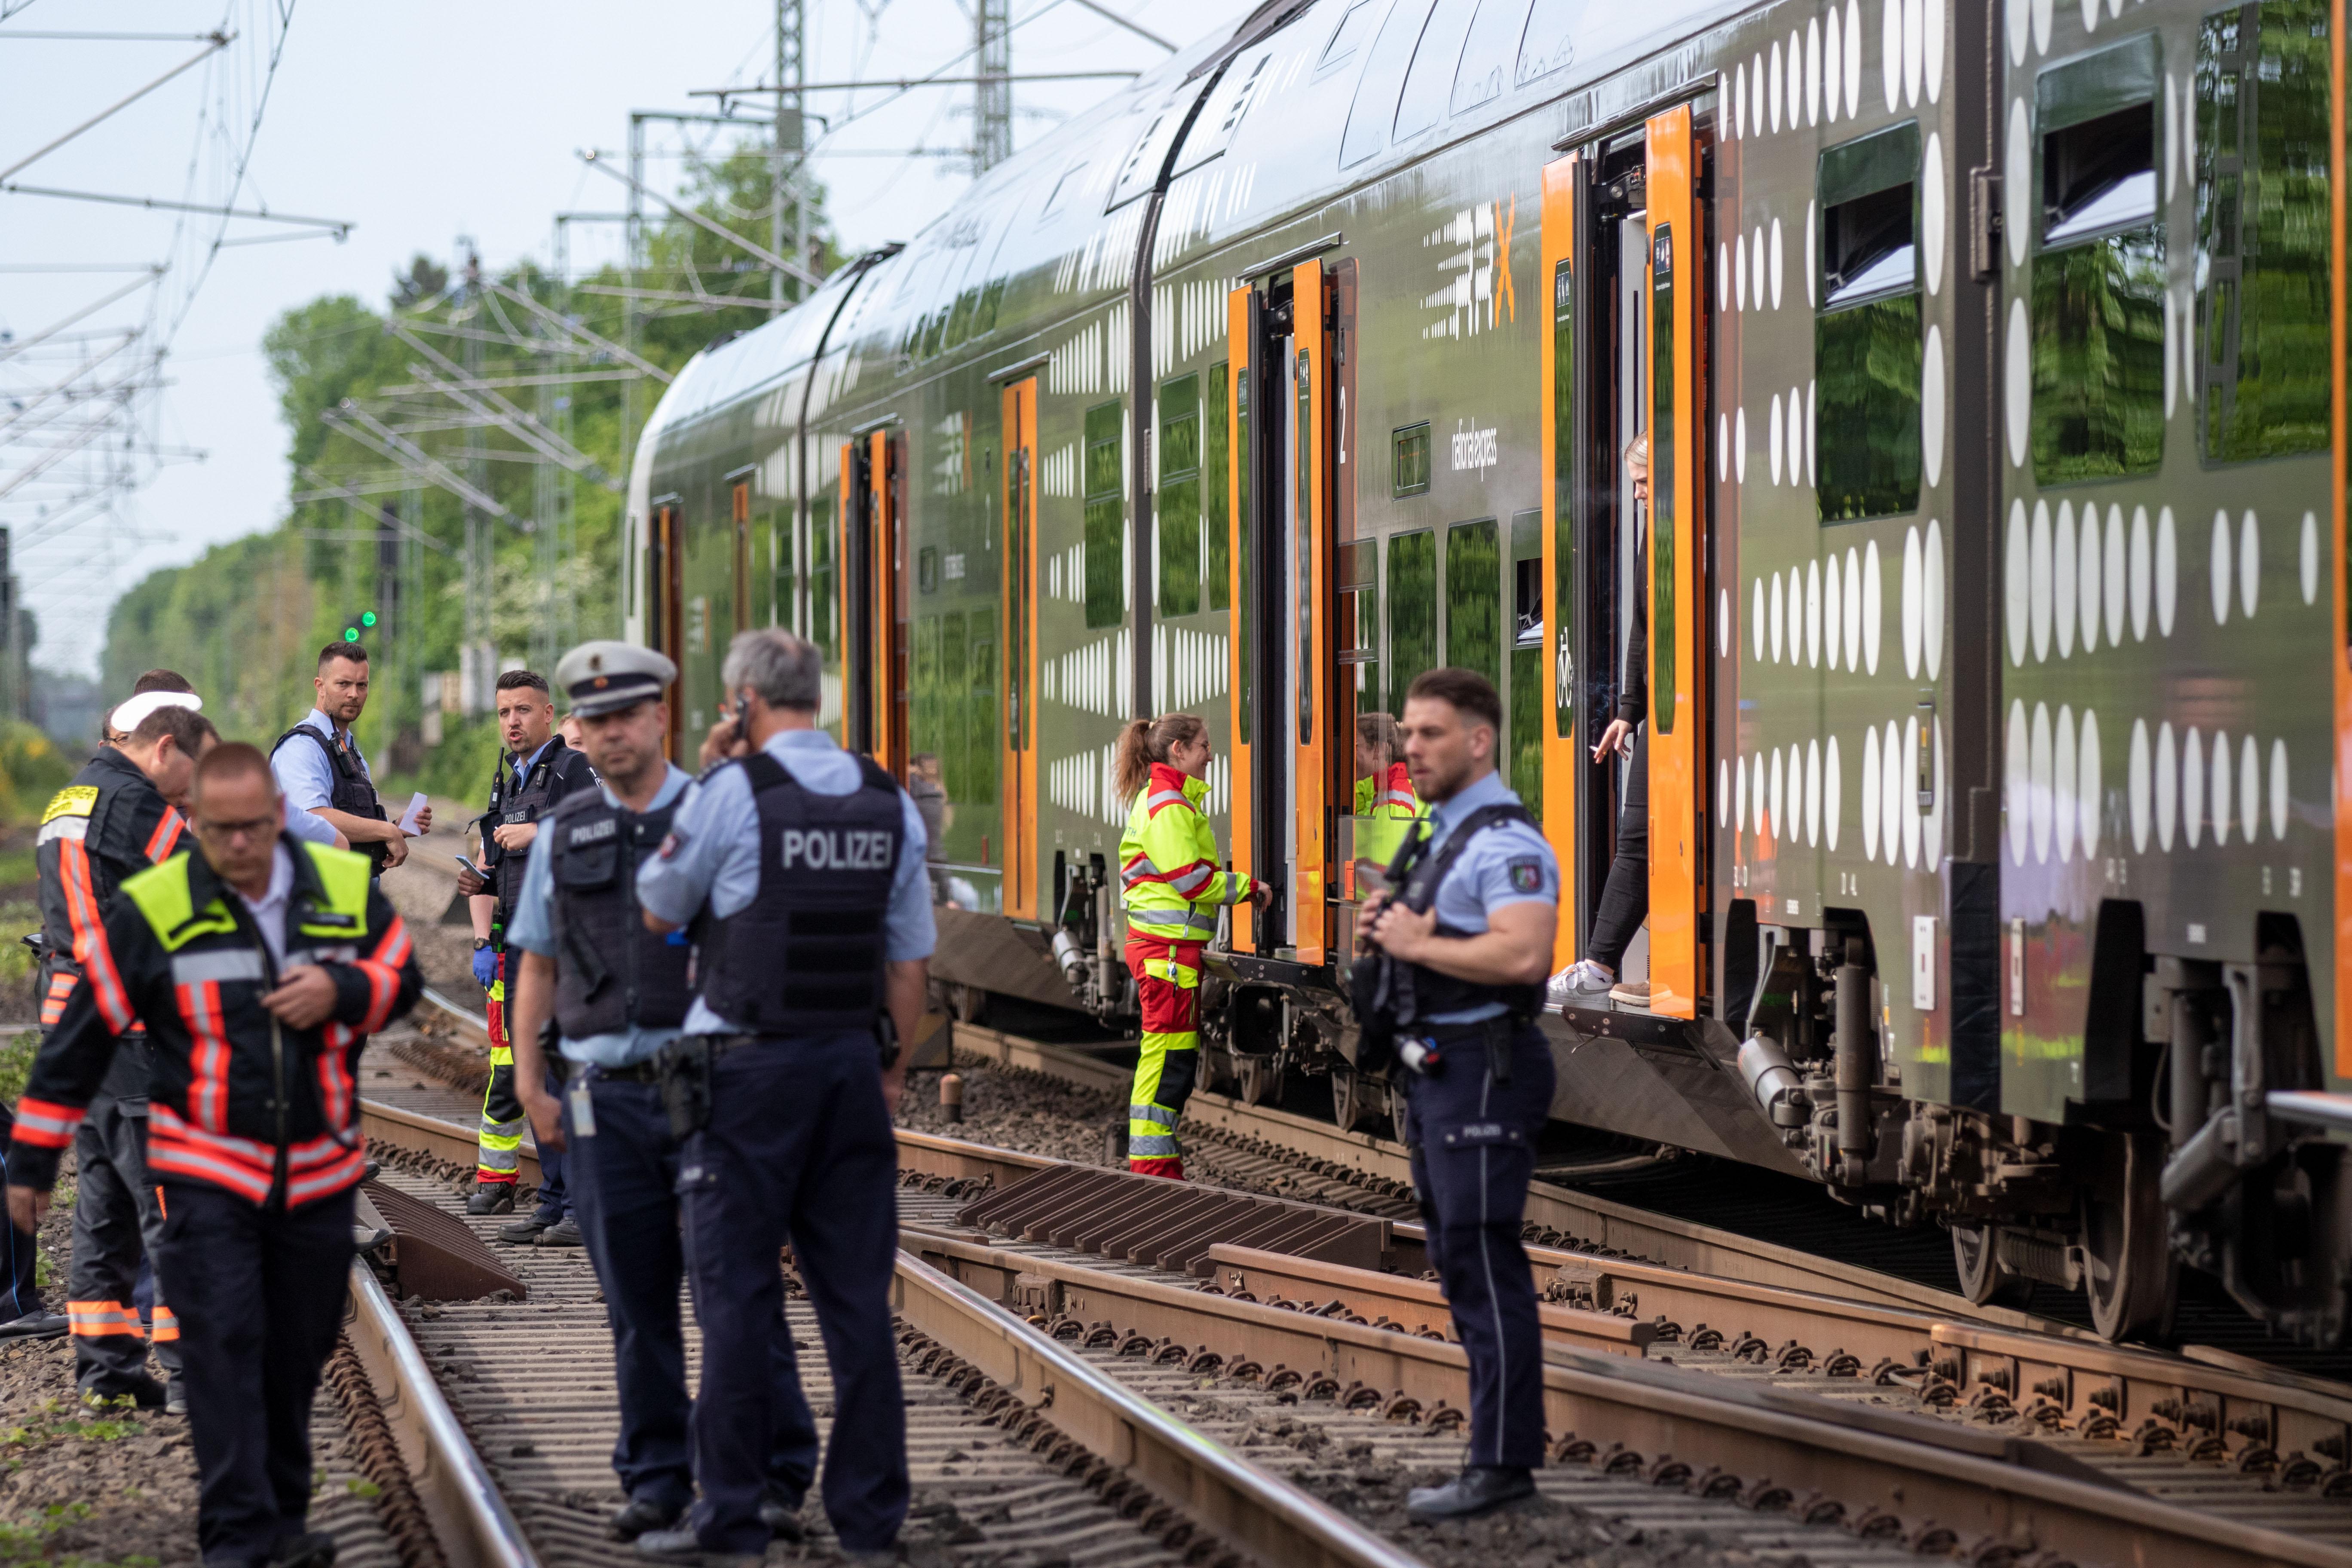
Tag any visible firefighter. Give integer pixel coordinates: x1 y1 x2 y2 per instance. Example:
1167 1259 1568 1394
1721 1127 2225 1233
458 671 596 1225
1112 714 1267 1179
7 741 421 1567
36 698 217 1409
1352 710 1421 872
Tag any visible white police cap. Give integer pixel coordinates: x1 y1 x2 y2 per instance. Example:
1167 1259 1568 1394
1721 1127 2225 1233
556 640 676 717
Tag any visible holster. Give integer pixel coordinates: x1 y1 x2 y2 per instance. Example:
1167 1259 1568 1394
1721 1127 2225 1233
656 1035 714 1140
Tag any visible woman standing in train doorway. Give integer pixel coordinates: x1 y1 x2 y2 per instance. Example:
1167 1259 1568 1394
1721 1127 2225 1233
1114 715 1270 1178
1555 432 1653 1008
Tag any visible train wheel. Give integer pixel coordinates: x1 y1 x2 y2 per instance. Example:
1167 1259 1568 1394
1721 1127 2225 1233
2082 1133 2177 1343
1331 1066 1376 1133
1201 1045 1239 1095
1234 1052 1283 1106
949 983 987 1023
1951 1222 2031 1309
1387 1077 1411 1140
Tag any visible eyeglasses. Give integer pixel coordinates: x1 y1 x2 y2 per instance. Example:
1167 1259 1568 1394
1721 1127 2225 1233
194 815 277 842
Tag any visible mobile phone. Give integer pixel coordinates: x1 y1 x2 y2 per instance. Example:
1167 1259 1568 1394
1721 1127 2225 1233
454 854 486 879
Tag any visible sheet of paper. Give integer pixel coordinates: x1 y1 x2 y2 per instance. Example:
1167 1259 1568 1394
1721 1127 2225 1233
398 791 430 835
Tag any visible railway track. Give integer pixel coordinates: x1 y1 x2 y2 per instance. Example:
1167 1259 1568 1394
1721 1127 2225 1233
361 1002 2352 1568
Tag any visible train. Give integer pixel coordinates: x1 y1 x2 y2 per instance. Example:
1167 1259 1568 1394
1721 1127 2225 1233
622 0 2352 1346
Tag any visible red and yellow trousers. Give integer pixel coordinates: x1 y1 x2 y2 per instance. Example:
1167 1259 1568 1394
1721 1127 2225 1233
1124 936 1202 1179
476 951 525 1186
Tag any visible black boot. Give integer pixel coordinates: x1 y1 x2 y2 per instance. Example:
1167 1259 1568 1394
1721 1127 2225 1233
466 1185 516 1216
608 1497 682 1540
758 1486 805 1543
1405 1465 1536 1522
270 1531 339 1568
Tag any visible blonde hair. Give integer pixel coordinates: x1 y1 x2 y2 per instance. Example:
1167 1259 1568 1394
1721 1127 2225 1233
1624 431 1650 475
1114 713 1207 802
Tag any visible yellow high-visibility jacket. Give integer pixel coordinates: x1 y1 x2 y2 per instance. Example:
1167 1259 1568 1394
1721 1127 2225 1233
1118 763 1254 942
1353 760 1421 868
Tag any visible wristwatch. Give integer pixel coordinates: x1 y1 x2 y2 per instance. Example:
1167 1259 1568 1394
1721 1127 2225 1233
473 938 493 952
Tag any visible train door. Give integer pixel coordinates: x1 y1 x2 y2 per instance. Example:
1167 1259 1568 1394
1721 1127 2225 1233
1644 107 1706 1020
1001 377 1038 919
1229 260 1338 964
649 496 684 760
1225 288 1258 950
1540 153 1586 968
842 426 908 772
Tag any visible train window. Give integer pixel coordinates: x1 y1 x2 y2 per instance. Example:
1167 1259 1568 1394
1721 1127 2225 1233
1083 400 1125 629
1816 121 1923 522
914 616 941 790
1450 0 1534 116
2032 35 2165 483
1386 529 1437 716
1550 257 1575 743
1393 423 1431 496
968 612 998 807
1445 518 1503 690
1510 509 1544 821
1394 0 1478 142
775 517 797 634
1158 374 1202 617
1516 0 1577 88
1341 0 1439 167
2197 0 2331 463
1650 224 1677 734
1339 540 1380 706
919 546 939 595
1317 0 1381 71
1204 363 1231 612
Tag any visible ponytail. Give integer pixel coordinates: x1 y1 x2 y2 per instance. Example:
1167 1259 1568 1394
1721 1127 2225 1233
1115 712 1208 804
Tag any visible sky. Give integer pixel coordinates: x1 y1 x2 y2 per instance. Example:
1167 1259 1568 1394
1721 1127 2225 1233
0 0 1258 676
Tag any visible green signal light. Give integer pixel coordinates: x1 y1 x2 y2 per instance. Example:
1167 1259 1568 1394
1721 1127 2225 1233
343 628 360 641
360 611 377 627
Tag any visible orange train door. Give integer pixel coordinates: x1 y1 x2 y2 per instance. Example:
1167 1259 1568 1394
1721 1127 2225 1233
838 438 865 750
1539 153 1583 971
1290 259 1332 967
1225 288 1258 950
869 428 907 777
1001 378 1039 919
1645 107 1705 1020
649 498 684 760
730 476 753 634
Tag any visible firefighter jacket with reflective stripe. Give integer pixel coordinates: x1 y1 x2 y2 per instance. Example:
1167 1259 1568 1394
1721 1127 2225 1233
9 836 421 1208
697 751 903 1035
1118 763 1253 942
271 722 390 870
546 787 692 1038
1353 762 1419 819
34 748 186 1099
483 736 597 930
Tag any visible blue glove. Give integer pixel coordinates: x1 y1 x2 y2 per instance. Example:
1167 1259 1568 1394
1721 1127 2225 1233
472 946 498 989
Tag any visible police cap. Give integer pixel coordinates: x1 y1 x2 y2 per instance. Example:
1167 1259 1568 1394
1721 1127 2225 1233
556 640 676 718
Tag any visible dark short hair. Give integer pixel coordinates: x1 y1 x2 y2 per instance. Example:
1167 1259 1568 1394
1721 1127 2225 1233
132 669 195 695
192 741 273 798
1405 667 1502 735
494 670 550 695
129 705 217 753
318 643 368 670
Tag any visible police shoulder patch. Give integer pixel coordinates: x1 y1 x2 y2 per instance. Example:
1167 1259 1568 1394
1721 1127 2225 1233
657 830 687 859
41 786 98 825
1505 856 1544 893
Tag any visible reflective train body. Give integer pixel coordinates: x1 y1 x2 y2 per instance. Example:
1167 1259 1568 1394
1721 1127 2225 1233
626 0 2352 1342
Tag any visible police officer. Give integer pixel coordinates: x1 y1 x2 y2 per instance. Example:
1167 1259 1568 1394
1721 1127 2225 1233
498 642 820 1543
8 742 422 1568
459 670 597 1226
1357 667 1559 1522
37 697 217 1409
271 642 422 872
634 628 933 1564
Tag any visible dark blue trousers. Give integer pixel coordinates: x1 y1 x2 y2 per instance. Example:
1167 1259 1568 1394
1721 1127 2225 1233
0 1103 48 1325
152 1181 356 1567
678 1032 906 1555
564 1071 816 1515
532 1066 571 1223
1402 1023 1556 1469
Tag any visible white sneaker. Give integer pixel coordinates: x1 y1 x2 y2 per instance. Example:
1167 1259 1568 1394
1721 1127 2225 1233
1548 960 1615 1006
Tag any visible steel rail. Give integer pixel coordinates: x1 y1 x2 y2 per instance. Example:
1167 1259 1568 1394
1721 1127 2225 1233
343 1260 541 1568
891 1249 1424 1568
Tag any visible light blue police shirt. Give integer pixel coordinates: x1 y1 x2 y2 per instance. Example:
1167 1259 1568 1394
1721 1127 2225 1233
1415 767 1559 1025
283 801 340 847
271 707 371 815
507 762 695 1067
636 728 937 1037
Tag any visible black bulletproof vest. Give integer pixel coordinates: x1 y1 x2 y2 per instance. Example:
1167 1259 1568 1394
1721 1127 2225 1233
546 787 693 1038
271 722 388 870
1385 802 1546 1027
698 751 904 1035
487 740 573 927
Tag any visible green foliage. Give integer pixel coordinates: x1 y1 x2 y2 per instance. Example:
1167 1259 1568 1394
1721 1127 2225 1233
0 1028 34 1108
2 1402 143 1451
101 136 836 778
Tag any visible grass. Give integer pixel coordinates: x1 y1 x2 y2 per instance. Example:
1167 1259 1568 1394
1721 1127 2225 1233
0 1399 145 1450
0 1501 159 1568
